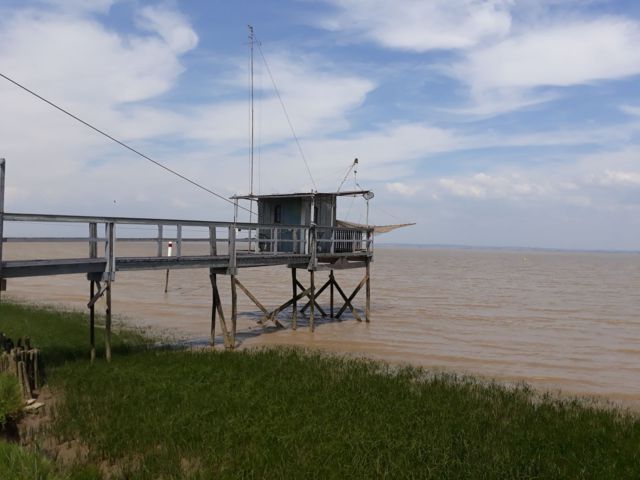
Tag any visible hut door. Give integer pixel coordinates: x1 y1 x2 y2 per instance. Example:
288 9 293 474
278 202 298 253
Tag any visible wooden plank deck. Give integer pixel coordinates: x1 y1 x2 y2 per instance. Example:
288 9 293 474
1 252 372 278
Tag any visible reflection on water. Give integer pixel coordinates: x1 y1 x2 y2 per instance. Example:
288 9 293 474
3 243 640 404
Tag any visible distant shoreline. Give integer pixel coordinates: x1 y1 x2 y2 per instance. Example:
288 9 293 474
377 243 640 255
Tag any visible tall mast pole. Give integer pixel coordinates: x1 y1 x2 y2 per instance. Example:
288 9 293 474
248 25 255 251
248 25 255 204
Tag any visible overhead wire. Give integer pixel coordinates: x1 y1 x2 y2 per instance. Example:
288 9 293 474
0 71 253 214
256 42 318 190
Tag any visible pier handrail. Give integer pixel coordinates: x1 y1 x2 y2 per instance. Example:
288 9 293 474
1 211 373 261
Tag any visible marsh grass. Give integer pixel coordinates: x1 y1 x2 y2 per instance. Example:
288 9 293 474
0 373 22 426
1 301 640 478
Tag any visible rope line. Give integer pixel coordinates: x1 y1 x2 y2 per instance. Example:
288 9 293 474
256 43 317 190
0 71 252 214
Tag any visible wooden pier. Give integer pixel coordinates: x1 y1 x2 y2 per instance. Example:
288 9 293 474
0 159 374 360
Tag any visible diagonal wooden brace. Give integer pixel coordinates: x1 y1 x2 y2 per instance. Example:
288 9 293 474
235 278 269 316
295 280 327 317
87 281 106 308
210 276 233 349
265 287 312 326
335 275 367 321
300 277 332 314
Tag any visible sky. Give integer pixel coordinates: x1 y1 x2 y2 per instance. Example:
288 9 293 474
0 0 639 250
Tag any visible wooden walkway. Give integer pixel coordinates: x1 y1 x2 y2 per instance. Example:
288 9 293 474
0 160 374 360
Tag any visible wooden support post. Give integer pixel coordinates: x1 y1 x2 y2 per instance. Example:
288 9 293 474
209 272 217 346
105 280 112 362
104 222 115 362
89 281 96 362
89 222 97 361
230 274 237 348
209 226 217 346
365 258 371 323
291 268 297 330
228 226 237 274
211 275 232 349
330 270 335 318
309 270 315 332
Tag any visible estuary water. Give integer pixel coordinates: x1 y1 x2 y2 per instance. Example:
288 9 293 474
3 243 640 405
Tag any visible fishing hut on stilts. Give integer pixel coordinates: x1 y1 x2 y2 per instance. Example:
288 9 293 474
0 27 414 362
0 158 381 360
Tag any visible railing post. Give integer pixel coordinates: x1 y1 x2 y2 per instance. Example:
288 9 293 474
0 159 5 299
157 225 163 257
274 228 278 254
228 225 237 275
310 225 317 270
330 228 335 254
176 224 182 257
292 228 298 254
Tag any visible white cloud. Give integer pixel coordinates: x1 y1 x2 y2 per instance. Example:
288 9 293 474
450 17 640 115
0 9 197 107
620 104 640 116
35 0 116 14
321 0 512 51
186 53 375 146
438 173 550 200
137 5 198 54
457 18 640 90
595 170 640 187
386 182 421 196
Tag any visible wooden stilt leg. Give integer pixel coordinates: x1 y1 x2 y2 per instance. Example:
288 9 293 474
330 271 334 318
292 268 298 330
231 274 237 348
105 281 112 362
211 277 232 349
89 281 96 362
309 270 315 332
209 271 217 346
365 259 371 323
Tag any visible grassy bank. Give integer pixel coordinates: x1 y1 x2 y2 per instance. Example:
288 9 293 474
1 301 640 479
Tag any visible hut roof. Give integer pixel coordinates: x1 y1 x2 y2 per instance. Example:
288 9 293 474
231 190 372 200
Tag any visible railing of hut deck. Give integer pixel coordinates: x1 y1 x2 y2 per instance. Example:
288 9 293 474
0 212 373 278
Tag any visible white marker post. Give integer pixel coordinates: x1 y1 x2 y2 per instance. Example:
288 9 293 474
164 241 173 293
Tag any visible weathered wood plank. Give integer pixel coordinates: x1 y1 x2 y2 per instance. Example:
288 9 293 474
333 277 362 322
295 279 327 317
235 278 268 315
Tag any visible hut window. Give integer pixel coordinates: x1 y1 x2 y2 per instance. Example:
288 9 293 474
274 205 282 224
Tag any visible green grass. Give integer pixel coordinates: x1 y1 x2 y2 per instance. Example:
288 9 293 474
2 301 640 479
0 301 148 366
0 440 61 480
0 373 22 426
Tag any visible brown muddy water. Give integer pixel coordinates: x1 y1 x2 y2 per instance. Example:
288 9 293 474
3 243 640 405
